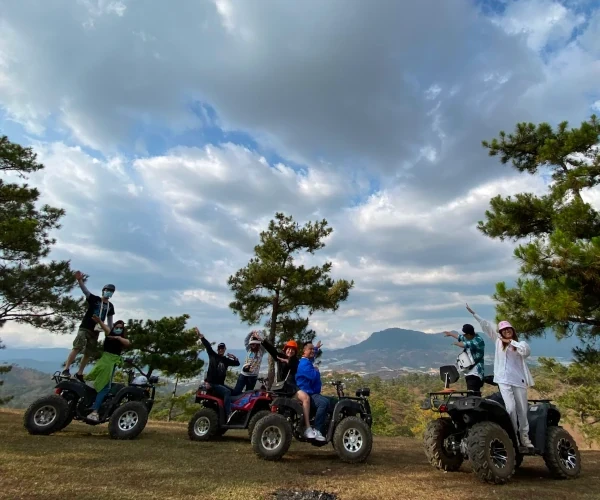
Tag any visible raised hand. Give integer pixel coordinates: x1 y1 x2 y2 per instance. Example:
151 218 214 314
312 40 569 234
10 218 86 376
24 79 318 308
75 270 83 281
315 340 323 350
444 331 453 337
194 326 204 339
466 303 475 315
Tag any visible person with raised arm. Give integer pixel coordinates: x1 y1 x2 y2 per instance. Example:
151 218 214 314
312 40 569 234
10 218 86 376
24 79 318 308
195 327 240 421
444 323 485 396
232 330 266 396
465 303 534 449
261 337 317 439
62 270 116 382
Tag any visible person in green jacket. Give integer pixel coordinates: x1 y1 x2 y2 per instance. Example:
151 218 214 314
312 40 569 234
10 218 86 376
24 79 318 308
86 315 131 421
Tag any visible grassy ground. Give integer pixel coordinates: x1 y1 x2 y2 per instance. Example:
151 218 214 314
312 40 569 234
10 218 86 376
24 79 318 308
1 409 599 500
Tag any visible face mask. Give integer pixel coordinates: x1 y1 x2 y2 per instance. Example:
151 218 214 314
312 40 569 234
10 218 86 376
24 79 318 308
103 290 113 298
114 328 123 335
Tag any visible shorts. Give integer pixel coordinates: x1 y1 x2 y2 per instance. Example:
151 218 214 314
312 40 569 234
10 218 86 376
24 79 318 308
72 327 99 356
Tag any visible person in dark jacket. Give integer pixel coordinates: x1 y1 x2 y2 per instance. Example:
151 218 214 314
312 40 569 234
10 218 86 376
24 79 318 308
195 327 240 420
261 338 316 439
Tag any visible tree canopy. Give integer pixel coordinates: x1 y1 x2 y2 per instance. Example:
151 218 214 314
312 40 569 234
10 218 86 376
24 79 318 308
0 135 82 334
478 115 600 353
228 212 353 383
126 314 205 379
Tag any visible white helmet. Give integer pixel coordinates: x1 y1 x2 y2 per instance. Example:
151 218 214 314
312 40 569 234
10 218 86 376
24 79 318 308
131 375 148 386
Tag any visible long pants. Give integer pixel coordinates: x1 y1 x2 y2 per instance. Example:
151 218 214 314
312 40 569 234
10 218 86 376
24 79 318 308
92 385 111 410
465 375 483 396
212 384 232 416
232 374 257 396
310 394 330 434
498 383 530 441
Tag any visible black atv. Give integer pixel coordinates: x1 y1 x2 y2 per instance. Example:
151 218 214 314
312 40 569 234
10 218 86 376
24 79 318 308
421 365 581 484
23 358 159 440
251 380 373 463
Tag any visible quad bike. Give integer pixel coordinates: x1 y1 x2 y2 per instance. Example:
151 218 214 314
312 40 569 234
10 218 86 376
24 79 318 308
188 377 273 441
251 380 373 463
421 365 581 484
23 358 158 440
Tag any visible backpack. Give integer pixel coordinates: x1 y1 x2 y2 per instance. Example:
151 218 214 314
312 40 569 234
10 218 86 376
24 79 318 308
456 349 476 372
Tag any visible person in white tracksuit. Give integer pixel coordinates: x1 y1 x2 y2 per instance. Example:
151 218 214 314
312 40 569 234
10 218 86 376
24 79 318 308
465 303 535 449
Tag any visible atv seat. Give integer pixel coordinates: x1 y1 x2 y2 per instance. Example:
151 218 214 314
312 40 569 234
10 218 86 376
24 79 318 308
231 390 257 402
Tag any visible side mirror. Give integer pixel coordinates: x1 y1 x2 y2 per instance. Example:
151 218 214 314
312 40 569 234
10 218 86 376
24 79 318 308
439 365 460 388
355 387 371 397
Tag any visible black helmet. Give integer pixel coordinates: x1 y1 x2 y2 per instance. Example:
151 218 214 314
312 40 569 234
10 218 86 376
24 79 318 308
103 284 116 292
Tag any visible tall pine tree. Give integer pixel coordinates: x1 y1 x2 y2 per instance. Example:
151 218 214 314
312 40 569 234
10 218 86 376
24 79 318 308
0 135 82 333
228 212 353 384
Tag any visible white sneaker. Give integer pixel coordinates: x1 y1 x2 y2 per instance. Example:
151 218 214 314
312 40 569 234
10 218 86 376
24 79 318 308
87 411 99 422
304 427 317 439
314 430 326 442
520 434 534 448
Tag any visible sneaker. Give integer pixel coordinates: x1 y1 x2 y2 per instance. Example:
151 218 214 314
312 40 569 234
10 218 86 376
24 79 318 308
60 369 70 378
304 427 317 439
520 435 534 448
314 430 326 442
87 411 99 422
75 374 85 383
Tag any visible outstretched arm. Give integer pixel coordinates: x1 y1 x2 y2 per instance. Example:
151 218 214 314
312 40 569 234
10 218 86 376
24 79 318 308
75 270 91 298
194 327 215 356
261 338 280 359
466 303 497 341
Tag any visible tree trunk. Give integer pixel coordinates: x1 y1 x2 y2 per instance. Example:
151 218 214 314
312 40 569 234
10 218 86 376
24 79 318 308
166 375 179 423
267 287 280 389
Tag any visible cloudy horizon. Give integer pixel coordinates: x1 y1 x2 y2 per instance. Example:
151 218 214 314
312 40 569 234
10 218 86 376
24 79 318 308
1 0 599 351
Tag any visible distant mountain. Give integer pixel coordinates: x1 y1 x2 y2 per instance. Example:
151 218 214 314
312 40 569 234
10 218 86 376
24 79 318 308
319 327 581 375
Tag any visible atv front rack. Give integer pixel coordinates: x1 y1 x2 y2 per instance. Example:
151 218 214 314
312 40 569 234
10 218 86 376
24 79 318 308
421 390 470 412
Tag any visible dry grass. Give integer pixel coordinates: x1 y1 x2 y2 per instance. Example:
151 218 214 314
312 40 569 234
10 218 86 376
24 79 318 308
1 409 599 500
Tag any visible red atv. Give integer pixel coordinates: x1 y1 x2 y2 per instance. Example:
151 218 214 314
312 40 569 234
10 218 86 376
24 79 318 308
187 377 273 441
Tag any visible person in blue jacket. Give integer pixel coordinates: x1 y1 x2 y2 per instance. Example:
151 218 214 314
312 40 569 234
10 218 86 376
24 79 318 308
295 340 328 442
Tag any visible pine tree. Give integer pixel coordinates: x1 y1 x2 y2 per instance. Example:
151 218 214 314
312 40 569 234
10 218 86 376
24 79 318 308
228 212 354 384
478 115 600 351
0 135 82 333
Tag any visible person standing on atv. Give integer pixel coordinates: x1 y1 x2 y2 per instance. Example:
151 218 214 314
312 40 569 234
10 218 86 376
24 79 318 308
295 341 327 442
444 324 485 396
195 328 240 420
261 338 317 440
232 330 266 396
62 271 116 382
466 303 535 449
86 315 131 422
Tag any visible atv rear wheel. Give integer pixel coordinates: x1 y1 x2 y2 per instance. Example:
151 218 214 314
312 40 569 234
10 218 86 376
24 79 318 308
248 410 271 439
332 416 373 464
108 401 149 440
543 427 581 479
188 408 219 441
23 395 70 435
466 421 516 484
423 418 463 471
251 413 292 461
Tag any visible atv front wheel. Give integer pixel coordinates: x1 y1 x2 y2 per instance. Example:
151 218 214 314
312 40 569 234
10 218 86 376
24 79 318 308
248 410 271 439
108 401 149 440
251 413 292 461
543 427 581 479
188 408 219 441
423 418 463 471
23 395 70 435
333 416 373 464
466 421 516 484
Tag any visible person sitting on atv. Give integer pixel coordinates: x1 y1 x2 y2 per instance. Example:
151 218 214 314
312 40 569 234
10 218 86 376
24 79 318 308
86 315 131 422
62 271 116 382
295 341 328 442
466 303 535 449
261 337 317 440
232 330 266 396
444 323 485 396
195 327 240 421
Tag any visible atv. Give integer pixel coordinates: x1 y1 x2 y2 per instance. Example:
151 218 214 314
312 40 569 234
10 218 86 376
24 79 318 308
187 377 273 441
421 365 581 484
23 358 158 440
251 380 373 463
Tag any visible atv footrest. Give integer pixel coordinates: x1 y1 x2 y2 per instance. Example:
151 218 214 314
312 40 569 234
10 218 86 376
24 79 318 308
518 446 538 455
222 424 247 430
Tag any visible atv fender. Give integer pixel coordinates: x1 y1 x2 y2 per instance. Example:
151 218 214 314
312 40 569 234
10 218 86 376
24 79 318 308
55 380 95 401
326 399 364 441
458 398 519 448
271 397 303 416
111 386 148 407
527 402 560 453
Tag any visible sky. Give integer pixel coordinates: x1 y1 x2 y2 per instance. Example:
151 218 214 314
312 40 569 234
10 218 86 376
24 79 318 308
1 0 600 350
